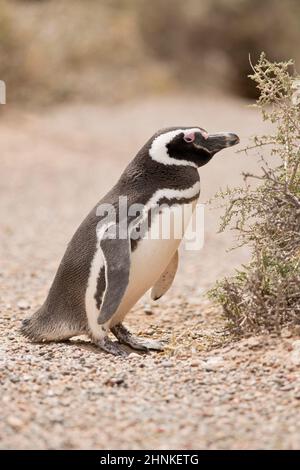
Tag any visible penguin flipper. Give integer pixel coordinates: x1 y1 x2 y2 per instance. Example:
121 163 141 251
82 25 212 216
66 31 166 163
97 234 131 324
151 250 178 301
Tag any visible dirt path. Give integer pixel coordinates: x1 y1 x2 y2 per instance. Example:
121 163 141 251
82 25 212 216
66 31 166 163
1 95 300 449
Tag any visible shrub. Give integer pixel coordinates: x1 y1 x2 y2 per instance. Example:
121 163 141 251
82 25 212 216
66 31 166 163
209 54 300 334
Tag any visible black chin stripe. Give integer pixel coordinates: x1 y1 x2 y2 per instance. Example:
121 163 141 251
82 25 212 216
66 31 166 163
130 193 199 252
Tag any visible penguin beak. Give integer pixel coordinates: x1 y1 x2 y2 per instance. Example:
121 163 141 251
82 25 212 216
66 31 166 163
202 132 240 154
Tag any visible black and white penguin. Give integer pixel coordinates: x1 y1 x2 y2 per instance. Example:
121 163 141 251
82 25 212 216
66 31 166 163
21 127 239 356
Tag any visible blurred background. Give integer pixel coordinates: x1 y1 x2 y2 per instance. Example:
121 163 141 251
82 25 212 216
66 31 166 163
1 0 300 450
1 0 300 106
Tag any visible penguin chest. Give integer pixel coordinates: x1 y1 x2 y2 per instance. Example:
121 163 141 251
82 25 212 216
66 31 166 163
110 200 197 326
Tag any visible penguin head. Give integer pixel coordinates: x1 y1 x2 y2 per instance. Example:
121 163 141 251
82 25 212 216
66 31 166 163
149 127 240 168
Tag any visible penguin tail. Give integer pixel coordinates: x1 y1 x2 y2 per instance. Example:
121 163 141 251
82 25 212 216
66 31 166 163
20 305 78 343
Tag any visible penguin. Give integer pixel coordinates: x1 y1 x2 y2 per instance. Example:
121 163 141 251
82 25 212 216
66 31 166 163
21 127 239 356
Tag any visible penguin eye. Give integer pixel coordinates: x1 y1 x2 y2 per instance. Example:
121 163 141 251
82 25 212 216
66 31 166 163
183 132 195 143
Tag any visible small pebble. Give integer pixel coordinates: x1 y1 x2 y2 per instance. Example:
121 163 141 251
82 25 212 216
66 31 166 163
160 361 173 368
204 356 224 371
281 328 293 339
7 416 24 431
17 300 30 310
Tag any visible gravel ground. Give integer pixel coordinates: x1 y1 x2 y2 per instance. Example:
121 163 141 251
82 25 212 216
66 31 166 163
1 95 300 449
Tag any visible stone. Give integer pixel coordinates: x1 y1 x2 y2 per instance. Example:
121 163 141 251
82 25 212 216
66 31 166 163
292 340 300 350
17 300 30 310
290 349 300 366
245 337 261 349
160 361 174 368
143 304 153 315
204 356 225 371
7 416 24 431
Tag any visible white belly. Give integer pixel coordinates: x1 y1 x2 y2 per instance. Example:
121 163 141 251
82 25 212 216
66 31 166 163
110 200 197 326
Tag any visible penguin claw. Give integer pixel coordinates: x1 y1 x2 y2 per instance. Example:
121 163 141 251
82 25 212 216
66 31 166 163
111 323 165 352
138 339 165 351
95 337 128 357
125 342 148 352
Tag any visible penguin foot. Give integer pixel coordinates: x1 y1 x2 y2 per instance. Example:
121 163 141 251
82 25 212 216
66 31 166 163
111 323 165 352
96 336 128 357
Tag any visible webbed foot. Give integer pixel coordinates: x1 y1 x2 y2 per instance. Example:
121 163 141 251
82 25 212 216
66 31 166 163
111 323 165 352
95 335 128 357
